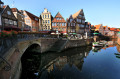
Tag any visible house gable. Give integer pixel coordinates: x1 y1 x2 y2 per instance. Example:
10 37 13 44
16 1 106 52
2 5 17 20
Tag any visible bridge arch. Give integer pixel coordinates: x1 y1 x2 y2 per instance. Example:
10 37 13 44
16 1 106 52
20 42 42 79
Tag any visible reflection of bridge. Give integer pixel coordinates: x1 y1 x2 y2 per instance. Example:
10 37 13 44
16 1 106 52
0 33 58 79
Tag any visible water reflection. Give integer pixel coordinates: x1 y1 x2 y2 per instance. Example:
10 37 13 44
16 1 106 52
39 41 120 79
39 46 91 79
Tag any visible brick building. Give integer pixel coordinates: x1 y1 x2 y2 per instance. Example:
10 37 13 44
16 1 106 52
52 12 67 34
23 10 39 32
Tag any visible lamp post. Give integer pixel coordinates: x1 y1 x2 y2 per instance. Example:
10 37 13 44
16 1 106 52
56 30 59 38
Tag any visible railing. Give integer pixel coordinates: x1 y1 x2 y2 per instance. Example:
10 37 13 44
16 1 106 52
0 33 58 71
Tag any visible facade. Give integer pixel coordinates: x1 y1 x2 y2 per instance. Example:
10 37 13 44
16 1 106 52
94 24 104 35
23 10 39 32
72 9 86 35
52 12 67 34
39 8 52 31
103 26 110 36
85 22 91 36
67 15 76 34
0 1 18 31
11 8 24 31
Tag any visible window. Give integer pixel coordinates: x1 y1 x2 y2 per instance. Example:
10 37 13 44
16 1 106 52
4 19 8 24
14 21 17 25
55 23 56 26
73 23 75 26
56 18 61 20
26 19 30 23
64 23 66 26
52 23 54 26
62 23 64 26
82 20 85 23
81 25 84 27
9 20 13 24
48 15 49 18
7 11 11 15
25 15 27 18
45 15 46 18
60 23 61 26
57 23 59 26
45 20 47 23
22 22 24 27
35 18 38 21
43 15 44 18
48 20 50 24
68 23 70 26
70 19 73 22
79 14 82 17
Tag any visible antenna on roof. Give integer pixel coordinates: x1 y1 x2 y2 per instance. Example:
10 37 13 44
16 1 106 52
12 1 15 8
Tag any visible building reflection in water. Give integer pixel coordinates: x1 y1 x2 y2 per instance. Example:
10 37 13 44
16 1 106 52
39 46 91 79
116 44 120 53
39 41 120 79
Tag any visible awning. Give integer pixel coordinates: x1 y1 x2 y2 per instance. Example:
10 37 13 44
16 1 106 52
93 33 99 35
23 28 30 31
4 26 21 31
39 31 50 33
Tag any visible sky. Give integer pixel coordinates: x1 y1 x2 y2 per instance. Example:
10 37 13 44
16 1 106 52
3 0 120 28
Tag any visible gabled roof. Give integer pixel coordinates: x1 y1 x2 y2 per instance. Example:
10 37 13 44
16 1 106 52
103 26 107 29
11 8 21 14
55 12 63 18
67 15 76 23
94 24 102 29
11 8 18 12
52 12 66 23
72 9 82 19
25 10 39 22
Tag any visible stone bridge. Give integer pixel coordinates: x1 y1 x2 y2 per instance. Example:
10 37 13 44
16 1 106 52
0 33 93 79
0 33 58 79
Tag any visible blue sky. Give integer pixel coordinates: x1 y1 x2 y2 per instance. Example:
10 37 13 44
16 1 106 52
3 0 120 28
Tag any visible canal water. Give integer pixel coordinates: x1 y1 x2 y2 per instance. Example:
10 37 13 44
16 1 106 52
21 41 120 79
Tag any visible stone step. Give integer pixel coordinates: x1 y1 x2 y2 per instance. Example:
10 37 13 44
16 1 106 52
48 39 67 52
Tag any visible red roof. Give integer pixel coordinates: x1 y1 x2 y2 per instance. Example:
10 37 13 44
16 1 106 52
94 24 102 29
11 8 18 12
110 28 120 32
3 5 7 8
52 12 66 23
25 11 39 22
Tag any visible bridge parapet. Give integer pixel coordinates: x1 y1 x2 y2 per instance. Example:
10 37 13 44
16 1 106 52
0 33 57 55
